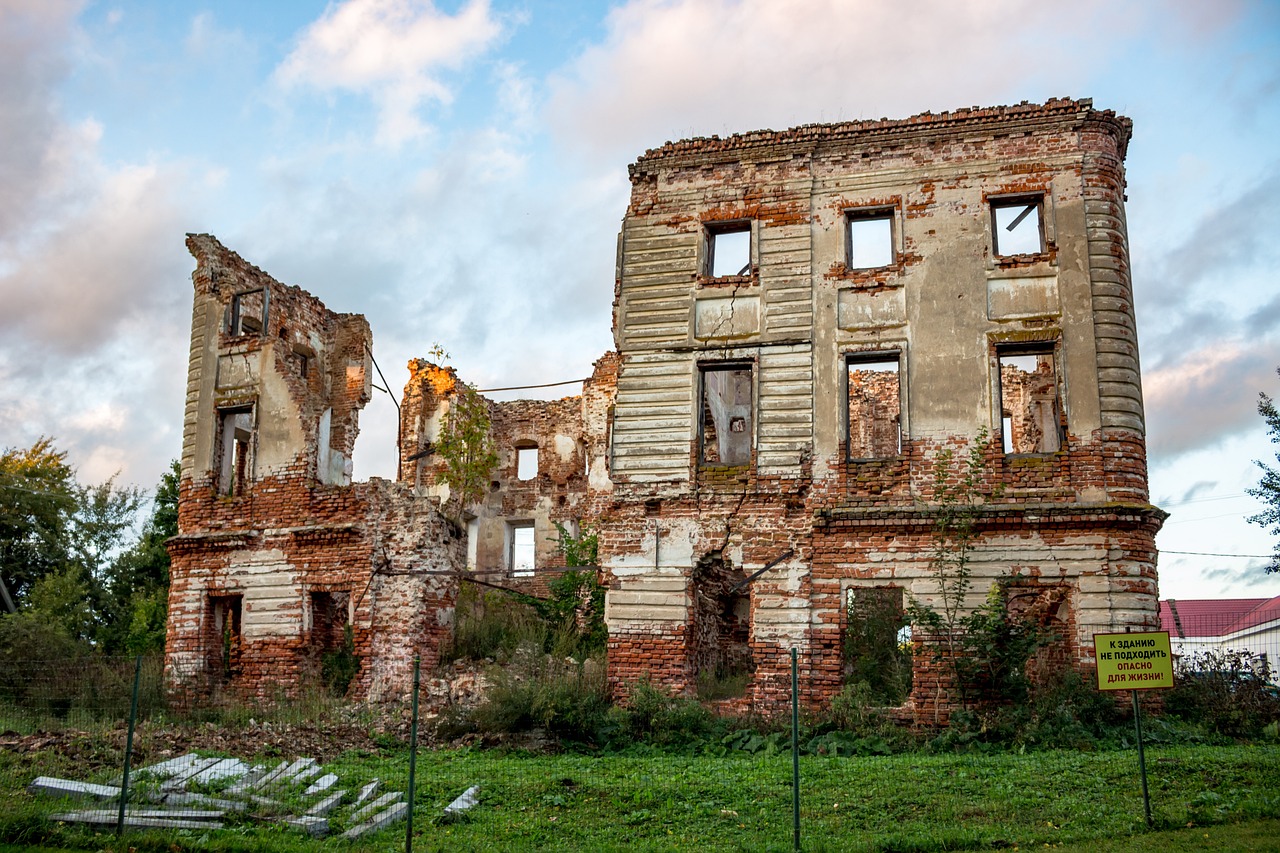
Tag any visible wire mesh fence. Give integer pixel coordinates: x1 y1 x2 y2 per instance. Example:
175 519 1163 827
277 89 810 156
1162 600 1280 682
0 655 165 734
0 655 391 735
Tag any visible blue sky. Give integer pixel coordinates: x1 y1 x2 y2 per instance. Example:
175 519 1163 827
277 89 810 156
2 0 1279 600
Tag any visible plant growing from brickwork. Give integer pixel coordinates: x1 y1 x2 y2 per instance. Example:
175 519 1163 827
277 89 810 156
545 522 607 652
909 430 1046 710
435 382 499 522
1248 367 1280 573
908 430 990 701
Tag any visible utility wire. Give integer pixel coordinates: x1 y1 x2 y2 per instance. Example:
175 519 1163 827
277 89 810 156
1162 549 1274 559
476 378 591 393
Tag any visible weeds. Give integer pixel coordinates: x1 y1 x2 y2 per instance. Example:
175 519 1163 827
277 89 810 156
1165 648 1280 737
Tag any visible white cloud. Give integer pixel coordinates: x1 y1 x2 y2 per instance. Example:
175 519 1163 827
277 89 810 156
0 0 197 490
545 0 1251 165
275 0 503 146
1143 341 1280 458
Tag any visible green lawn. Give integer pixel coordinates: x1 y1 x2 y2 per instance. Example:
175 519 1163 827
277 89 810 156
2 744 1278 851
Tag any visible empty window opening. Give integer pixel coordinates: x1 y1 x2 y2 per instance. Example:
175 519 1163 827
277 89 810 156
700 365 753 466
516 445 538 481
691 552 753 700
843 586 911 705
309 591 349 653
227 288 268 336
1005 582 1072 688
998 347 1063 454
847 355 901 459
207 594 242 685
310 590 357 695
708 224 751 277
847 210 895 269
510 523 535 577
991 197 1044 256
216 408 254 496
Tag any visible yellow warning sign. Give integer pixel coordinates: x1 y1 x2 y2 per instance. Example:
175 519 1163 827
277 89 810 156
1094 631 1175 691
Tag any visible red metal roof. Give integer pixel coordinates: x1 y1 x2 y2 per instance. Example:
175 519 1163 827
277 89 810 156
1160 596 1280 638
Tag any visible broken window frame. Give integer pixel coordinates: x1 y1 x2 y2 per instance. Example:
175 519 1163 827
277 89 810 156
705 221 753 279
995 342 1065 456
509 521 536 577
845 207 896 270
990 194 1046 257
226 287 269 337
845 351 903 461
215 405 255 496
698 362 755 468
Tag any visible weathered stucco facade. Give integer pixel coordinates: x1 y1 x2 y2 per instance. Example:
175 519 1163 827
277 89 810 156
167 98 1164 721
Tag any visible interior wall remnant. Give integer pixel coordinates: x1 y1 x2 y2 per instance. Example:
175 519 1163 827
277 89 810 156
999 349 1062 454
216 409 253 496
847 358 900 459
701 366 753 466
207 594 242 686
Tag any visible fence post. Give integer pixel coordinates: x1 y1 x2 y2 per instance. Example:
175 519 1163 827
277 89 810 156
791 647 800 852
405 656 421 853
117 655 143 837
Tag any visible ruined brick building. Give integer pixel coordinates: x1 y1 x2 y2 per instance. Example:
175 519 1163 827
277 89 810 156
166 98 1165 721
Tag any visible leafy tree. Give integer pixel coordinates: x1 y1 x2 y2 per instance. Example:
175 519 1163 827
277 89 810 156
100 461 179 653
1248 368 1280 573
0 438 76 605
435 383 499 517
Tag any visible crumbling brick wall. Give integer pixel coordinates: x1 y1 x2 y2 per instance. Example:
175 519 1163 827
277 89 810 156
400 353 617 597
167 236 462 704
168 100 1166 725
602 99 1165 722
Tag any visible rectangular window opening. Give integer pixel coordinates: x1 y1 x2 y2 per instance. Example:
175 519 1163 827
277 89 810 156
207 594 242 685
708 224 751 278
228 288 268 336
510 523 536 577
700 365 753 466
998 347 1063 454
847 210 895 269
516 446 538 481
991 196 1044 256
843 586 911 705
217 408 254 496
309 591 350 654
847 355 901 459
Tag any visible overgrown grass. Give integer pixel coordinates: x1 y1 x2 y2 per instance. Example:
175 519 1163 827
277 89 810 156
2 742 1278 851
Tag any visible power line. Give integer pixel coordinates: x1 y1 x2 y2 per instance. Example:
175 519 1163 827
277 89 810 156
1162 549 1274 559
476 378 591 393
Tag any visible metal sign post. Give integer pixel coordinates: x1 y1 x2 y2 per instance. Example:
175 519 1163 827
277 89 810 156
1094 630 1175 828
790 647 800 852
